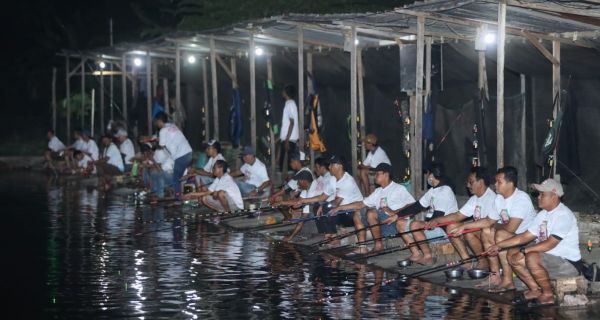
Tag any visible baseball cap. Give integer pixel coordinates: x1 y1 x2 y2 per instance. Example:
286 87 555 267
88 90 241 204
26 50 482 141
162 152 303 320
290 150 306 161
531 179 564 197
114 129 128 138
241 146 255 157
328 155 344 166
294 170 313 182
362 133 378 145
204 139 221 152
374 163 392 174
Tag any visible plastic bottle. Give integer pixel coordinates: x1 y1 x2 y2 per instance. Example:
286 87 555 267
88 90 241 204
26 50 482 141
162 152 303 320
588 239 593 253
131 160 139 177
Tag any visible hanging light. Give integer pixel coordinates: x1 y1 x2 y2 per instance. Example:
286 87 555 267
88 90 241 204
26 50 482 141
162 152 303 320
484 33 496 44
133 57 143 67
187 55 197 64
254 47 264 56
98 61 106 69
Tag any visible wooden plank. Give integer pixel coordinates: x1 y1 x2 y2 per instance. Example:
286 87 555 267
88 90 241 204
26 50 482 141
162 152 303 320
146 51 152 135
497 2 506 169
152 61 158 97
426 37 432 96
297 26 305 150
249 33 257 151
202 58 209 141
215 54 238 88
357 49 366 162
52 67 57 132
414 16 425 196
478 51 489 99
522 31 560 66
552 40 561 179
121 54 127 122
210 36 219 140
350 26 358 177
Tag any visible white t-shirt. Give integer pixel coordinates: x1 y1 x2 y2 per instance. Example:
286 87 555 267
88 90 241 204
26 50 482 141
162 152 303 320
315 172 337 202
279 99 299 142
83 139 99 161
287 167 313 191
489 189 536 234
459 188 497 220
362 146 391 168
48 136 66 152
300 181 321 214
119 138 135 165
153 149 174 173
203 153 226 173
208 173 244 209
103 143 124 172
335 172 364 205
419 185 459 219
240 158 270 188
77 154 96 174
72 138 86 151
159 123 192 160
363 182 415 214
527 203 581 261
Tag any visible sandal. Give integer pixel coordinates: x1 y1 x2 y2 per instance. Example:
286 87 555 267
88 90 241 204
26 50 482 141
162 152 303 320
527 298 557 308
487 286 516 293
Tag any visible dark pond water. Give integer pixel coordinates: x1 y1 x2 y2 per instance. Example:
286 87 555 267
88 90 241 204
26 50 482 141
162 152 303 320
3 172 597 319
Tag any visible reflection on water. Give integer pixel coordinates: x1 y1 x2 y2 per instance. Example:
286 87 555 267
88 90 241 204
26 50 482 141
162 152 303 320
3 173 595 319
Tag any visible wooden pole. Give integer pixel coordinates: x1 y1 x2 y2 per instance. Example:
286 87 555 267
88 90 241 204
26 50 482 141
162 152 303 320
152 61 158 97
357 49 366 162
519 74 527 189
202 58 209 141
552 40 561 179
91 89 95 137
350 26 358 177
146 51 152 135
297 26 305 149
249 33 257 151
478 51 488 98
210 36 219 140
531 77 539 181
66 56 71 142
267 55 276 178
81 57 86 130
176 46 181 120
414 16 425 196
307 52 316 168
121 54 127 122
109 18 114 121
52 67 57 133
163 78 169 114
497 1 507 169
426 37 432 96
100 68 105 134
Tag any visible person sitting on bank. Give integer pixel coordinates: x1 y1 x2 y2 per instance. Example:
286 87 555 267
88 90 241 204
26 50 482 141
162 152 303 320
150 143 174 199
357 133 391 195
44 129 66 170
329 163 415 254
95 134 124 177
230 146 271 198
81 130 99 162
425 166 497 270
114 129 135 172
182 139 225 188
269 151 311 217
277 170 317 242
386 163 458 265
183 160 244 212
64 129 86 170
73 150 95 175
484 178 581 307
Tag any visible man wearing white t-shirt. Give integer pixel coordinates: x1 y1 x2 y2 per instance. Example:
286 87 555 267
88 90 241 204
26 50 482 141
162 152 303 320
114 129 135 172
154 112 193 198
278 84 299 172
81 131 99 161
357 134 391 195
269 150 309 210
150 147 174 198
230 146 271 197
277 170 318 241
427 166 496 269
477 166 536 292
64 130 86 170
44 129 66 170
95 135 124 176
187 139 225 187
330 163 414 254
183 160 243 212
485 179 581 307
73 150 95 175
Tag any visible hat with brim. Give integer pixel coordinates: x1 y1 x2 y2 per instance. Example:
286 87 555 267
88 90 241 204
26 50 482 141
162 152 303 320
531 179 564 197
294 170 313 182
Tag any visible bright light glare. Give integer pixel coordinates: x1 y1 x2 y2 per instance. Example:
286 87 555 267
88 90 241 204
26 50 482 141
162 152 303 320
354 39 359 45
99 61 106 69
133 57 143 67
484 33 496 44
187 55 196 64
254 47 264 56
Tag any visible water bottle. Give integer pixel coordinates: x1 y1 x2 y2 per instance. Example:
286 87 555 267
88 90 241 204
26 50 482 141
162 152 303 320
131 160 139 177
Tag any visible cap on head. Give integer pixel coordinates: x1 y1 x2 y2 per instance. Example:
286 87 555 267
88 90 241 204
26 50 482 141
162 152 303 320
294 170 313 182
241 146 255 157
205 139 221 153
374 163 392 175
362 133 378 145
114 129 128 138
531 179 564 197
328 155 344 166
290 150 306 162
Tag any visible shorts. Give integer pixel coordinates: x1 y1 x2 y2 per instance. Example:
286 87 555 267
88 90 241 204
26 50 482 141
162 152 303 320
314 206 365 234
196 175 215 186
403 217 447 242
204 193 241 211
540 252 579 278
360 209 397 237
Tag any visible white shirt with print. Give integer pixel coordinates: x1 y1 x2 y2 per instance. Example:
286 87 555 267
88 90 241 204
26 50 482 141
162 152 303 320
459 188 497 220
527 203 581 261
363 181 415 214
287 167 313 191
159 123 192 160
279 99 299 142
48 136 66 153
103 143 124 172
203 153 226 173
362 146 391 168
72 138 86 151
153 149 174 173
83 139 99 161
419 185 459 218
315 172 337 202
489 189 536 234
119 138 135 165
240 158 270 188
208 173 244 209
335 172 364 206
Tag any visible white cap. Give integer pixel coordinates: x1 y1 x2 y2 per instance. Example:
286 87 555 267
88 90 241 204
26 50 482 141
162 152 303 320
114 129 128 138
531 179 564 197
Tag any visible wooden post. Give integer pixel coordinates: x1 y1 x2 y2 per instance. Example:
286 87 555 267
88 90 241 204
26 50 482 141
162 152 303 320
519 74 527 189
531 77 539 181
478 51 488 98
122 54 127 122
146 51 152 135
249 34 257 151
357 49 366 162
152 61 158 97
100 68 105 134
210 36 219 140
267 55 276 178
81 57 86 130
163 78 169 114
426 37 432 96
497 1 507 169
52 67 57 132
350 26 358 176
552 40 561 179
91 89 95 137
413 16 425 196
307 52 316 168
230 58 237 87
176 46 181 119
297 26 305 150
110 62 114 121
66 56 71 142
202 58 209 141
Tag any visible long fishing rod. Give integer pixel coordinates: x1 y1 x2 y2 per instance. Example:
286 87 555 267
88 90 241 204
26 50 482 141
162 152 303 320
244 210 355 232
348 228 481 261
319 221 456 253
312 221 387 247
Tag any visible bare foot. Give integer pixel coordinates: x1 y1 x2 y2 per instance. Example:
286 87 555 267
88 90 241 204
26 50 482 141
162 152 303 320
476 273 502 288
348 246 368 255
523 288 542 300
371 245 384 252
536 293 555 304
282 235 293 242
408 253 423 262
414 254 434 265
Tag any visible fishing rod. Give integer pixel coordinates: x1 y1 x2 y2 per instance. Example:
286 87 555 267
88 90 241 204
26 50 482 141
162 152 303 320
312 221 387 247
244 210 355 232
348 228 481 261
319 221 456 253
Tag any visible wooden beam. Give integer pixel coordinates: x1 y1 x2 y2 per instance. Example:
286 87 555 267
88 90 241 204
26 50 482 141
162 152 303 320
497 1 507 169
100 68 105 134
210 36 219 140
81 57 86 130
350 26 358 177
215 54 239 88
249 33 257 151
519 74 527 190
267 55 276 178
163 78 169 114
478 51 489 99
297 26 305 150
425 37 432 96
121 54 128 122
413 16 425 196
506 0 600 20
522 31 560 65
146 51 152 135
52 67 57 133
552 40 561 179
307 52 315 169
176 46 181 118
202 58 209 141
152 61 158 97
109 61 114 121
357 49 366 162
